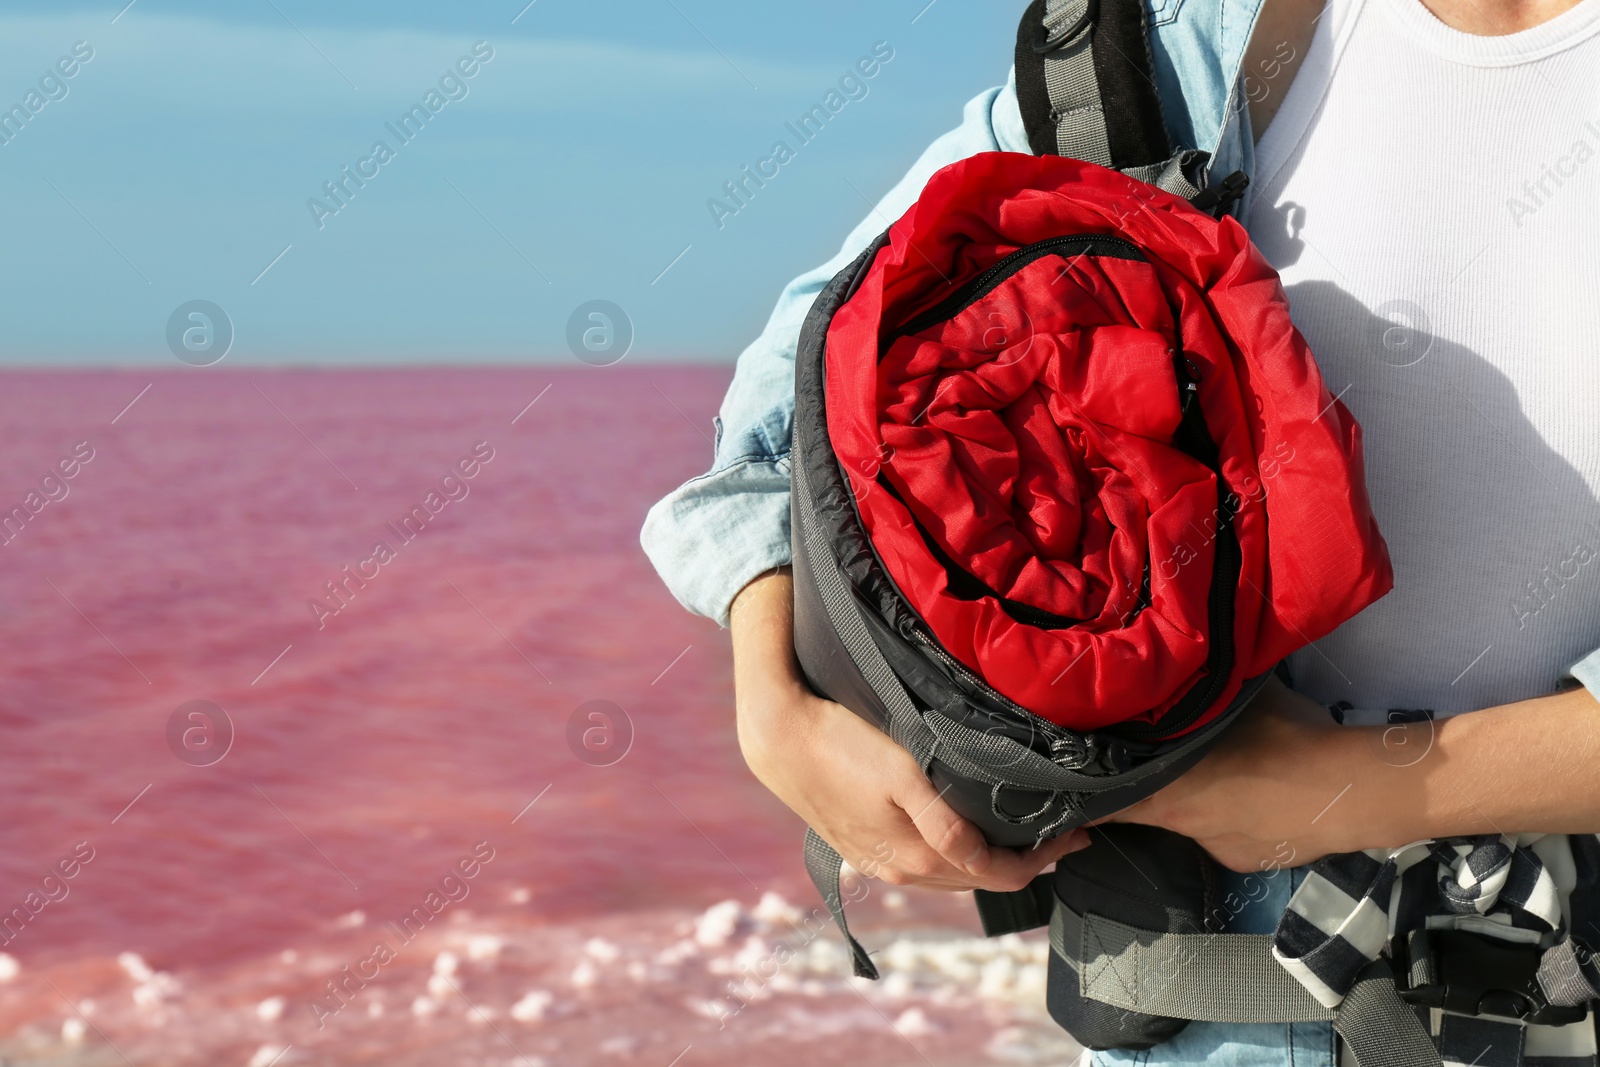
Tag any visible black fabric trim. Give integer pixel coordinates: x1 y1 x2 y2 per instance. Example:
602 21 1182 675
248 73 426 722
1014 0 1060 156
1091 0 1172 166
1438 1013 1524 1067
1102 348 1238 741
893 234 1146 341
975 874 1057 936
1394 858 1439 936
1013 0 1173 166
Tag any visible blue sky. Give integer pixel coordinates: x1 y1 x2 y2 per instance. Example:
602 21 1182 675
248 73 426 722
0 0 1016 364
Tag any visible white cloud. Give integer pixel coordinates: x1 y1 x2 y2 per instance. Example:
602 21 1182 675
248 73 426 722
0 13 838 120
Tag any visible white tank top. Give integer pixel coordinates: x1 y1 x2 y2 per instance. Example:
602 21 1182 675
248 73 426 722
1244 0 1600 718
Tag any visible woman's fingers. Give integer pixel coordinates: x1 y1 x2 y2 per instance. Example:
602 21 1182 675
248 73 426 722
872 830 1090 892
973 828 1091 891
731 577 1097 897
882 769 1093 892
741 673 1093 894
892 771 993 877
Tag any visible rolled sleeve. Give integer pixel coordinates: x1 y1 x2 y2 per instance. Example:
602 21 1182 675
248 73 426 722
1567 646 1600 700
641 71 1031 626
640 453 794 626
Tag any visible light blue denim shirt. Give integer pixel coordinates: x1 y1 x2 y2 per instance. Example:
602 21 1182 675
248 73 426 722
640 0 1265 627
639 7 1600 1066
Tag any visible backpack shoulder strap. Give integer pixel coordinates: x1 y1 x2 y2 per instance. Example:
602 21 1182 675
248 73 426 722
1014 0 1173 169
1014 0 1246 209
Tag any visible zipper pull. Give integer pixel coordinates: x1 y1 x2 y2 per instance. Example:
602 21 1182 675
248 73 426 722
1172 351 1201 413
1049 733 1096 769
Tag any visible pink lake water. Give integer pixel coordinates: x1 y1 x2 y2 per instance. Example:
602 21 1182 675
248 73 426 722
0 369 1071 1067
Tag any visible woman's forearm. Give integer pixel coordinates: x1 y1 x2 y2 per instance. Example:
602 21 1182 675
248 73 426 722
732 565 1600 872
1112 677 1600 870
1394 683 1600 841
728 567 809 772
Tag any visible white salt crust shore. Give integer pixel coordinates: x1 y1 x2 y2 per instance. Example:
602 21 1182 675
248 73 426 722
0 892 1086 1067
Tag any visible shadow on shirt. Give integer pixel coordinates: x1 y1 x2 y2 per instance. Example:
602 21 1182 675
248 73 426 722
1273 278 1600 714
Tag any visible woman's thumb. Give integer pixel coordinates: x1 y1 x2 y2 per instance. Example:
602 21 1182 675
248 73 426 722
895 775 993 876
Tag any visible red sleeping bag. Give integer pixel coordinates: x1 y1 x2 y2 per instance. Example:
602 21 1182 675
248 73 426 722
823 153 1392 733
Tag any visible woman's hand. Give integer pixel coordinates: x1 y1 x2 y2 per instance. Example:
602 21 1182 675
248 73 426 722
729 568 1088 891
1106 676 1390 872
1108 672 1600 874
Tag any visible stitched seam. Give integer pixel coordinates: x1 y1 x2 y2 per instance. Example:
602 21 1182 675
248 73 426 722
1147 0 1188 28
673 451 792 490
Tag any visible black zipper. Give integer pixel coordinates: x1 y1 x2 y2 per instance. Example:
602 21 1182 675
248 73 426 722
1105 349 1238 741
1110 519 1238 740
891 233 1147 341
876 472 1085 630
867 232 1238 745
901 618 1096 759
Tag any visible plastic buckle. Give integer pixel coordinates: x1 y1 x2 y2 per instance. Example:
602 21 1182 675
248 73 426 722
1031 0 1098 53
1393 929 1589 1026
1189 170 1250 219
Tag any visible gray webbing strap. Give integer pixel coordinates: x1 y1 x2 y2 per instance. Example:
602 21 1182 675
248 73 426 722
793 446 935 980
1041 0 1112 167
791 447 937 771
795 446 1225 803
921 702 1210 797
792 428 1181 804
1122 150 1209 200
1031 0 1227 202
1052 905 1443 1067
1051 903 1336 1022
1536 938 1600 1007
803 828 879 979
791 424 1267 979
1334 962 1443 1067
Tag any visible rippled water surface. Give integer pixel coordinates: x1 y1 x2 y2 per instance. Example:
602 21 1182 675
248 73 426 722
0 368 1069 1067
